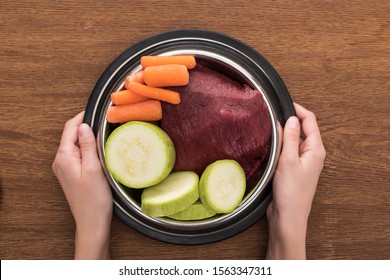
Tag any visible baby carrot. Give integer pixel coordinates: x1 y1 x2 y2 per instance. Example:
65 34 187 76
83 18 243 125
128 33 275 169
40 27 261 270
144 64 189 87
111 89 150 105
141 55 196 69
125 71 144 89
106 100 162 123
127 81 181 105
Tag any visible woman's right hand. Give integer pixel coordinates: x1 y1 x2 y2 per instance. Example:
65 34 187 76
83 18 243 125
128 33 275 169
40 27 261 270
266 103 326 260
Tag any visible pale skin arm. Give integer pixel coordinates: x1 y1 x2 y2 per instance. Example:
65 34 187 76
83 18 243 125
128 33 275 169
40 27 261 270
266 103 326 260
52 112 113 259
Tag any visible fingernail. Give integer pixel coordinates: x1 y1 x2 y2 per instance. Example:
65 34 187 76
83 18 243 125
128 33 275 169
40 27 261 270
79 123 90 138
288 116 299 129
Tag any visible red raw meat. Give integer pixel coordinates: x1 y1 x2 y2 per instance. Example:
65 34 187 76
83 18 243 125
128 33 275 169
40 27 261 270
161 65 271 185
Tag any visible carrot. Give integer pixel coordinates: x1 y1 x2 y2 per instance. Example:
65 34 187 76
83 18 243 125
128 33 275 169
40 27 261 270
143 64 189 87
106 100 162 123
127 81 181 105
141 55 196 69
111 89 150 105
125 71 144 89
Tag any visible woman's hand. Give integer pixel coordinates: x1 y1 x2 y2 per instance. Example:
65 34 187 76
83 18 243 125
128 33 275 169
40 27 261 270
52 112 113 259
266 103 326 260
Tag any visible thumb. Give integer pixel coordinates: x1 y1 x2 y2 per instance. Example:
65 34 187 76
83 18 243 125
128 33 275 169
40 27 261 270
281 116 301 162
78 123 100 166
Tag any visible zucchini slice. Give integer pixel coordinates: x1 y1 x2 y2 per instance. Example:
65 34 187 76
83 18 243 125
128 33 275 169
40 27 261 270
141 171 199 217
167 200 216 220
105 121 175 189
199 159 246 213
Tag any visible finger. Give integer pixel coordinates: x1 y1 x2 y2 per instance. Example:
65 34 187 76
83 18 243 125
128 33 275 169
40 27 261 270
277 121 283 143
78 123 101 172
280 116 301 162
293 103 322 146
276 120 283 151
59 111 85 152
293 103 326 161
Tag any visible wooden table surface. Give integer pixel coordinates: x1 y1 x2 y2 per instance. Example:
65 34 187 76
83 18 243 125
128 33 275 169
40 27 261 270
1 0 389 260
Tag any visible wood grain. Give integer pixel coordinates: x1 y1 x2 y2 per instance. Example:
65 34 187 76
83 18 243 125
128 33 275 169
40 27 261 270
0 0 389 259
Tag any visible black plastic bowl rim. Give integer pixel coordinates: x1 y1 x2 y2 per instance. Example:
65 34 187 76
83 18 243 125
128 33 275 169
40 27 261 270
84 29 295 245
